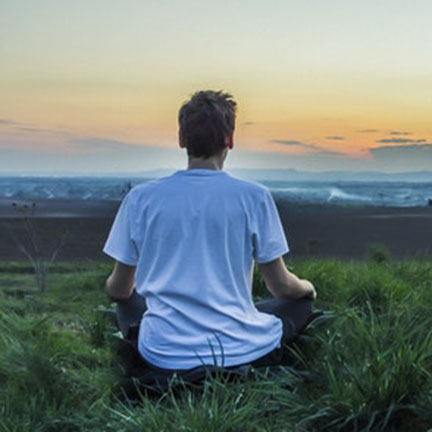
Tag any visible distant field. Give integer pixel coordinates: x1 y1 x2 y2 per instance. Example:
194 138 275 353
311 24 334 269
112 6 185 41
1 257 432 431
1 200 432 262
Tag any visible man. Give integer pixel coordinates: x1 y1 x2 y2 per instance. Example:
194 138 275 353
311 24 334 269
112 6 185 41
103 90 316 371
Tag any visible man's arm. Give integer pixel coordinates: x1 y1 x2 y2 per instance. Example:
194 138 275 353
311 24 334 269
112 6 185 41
258 257 316 300
105 261 136 301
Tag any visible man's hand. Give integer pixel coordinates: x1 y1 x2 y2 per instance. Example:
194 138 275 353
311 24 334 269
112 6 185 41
301 280 317 300
257 257 317 300
105 261 136 301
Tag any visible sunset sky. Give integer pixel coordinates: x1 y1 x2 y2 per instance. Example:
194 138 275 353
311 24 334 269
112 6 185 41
1 0 431 174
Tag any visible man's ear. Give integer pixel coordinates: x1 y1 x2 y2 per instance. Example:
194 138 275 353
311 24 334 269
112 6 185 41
179 131 185 149
226 133 234 150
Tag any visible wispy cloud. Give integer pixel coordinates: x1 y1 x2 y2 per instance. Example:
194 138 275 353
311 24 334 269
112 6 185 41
310 150 345 157
370 143 432 158
270 139 344 156
0 119 18 126
390 130 412 136
68 137 147 153
368 144 432 171
271 139 307 147
17 126 60 134
325 136 345 140
376 138 427 144
0 136 185 173
358 129 379 133
18 127 40 133
0 118 65 135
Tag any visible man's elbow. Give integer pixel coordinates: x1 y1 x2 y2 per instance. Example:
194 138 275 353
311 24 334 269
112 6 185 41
105 275 129 302
105 276 115 300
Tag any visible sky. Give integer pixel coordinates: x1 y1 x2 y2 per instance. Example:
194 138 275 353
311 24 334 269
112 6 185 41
1 0 432 174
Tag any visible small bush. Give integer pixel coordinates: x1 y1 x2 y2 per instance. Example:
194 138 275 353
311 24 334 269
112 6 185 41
366 244 391 264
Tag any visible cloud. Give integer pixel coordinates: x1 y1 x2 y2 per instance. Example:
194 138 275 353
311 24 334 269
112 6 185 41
325 136 345 140
358 129 379 133
368 144 432 171
370 144 432 154
0 119 18 126
311 150 345 157
0 136 186 173
271 139 324 152
67 137 168 156
271 139 307 147
18 127 41 133
66 136 186 165
68 137 153 153
270 139 344 156
390 131 412 136
17 126 60 134
376 138 427 144
0 119 65 135
227 148 366 171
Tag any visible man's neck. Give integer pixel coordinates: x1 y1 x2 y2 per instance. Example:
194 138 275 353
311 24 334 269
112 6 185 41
187 157 224 171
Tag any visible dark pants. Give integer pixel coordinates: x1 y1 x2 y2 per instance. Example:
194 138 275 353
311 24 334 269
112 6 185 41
116 292 313 369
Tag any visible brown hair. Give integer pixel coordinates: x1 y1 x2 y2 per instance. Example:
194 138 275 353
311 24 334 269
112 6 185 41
178 90 237 159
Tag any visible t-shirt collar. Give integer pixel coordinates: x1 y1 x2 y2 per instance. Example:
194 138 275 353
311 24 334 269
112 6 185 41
173 169 227 176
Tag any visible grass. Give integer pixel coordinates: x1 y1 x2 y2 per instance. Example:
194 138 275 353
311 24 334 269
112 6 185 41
1 258 432 431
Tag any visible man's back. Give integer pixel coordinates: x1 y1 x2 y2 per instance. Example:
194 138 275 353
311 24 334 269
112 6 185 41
103 168 289 369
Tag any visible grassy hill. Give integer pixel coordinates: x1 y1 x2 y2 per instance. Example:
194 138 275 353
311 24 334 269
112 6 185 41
1 257 432 431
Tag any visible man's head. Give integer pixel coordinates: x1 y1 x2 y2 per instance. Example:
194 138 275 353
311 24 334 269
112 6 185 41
178 90 237 159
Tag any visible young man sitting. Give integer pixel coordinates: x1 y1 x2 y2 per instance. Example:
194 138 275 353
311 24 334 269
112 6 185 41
103 90 316 372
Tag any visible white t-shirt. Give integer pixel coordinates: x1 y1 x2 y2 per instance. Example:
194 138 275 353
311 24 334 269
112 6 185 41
103 168 289 369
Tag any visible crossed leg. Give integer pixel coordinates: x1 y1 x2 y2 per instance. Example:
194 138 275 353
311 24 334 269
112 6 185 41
248 297 313 367
116 292 313 367
115 290 147 338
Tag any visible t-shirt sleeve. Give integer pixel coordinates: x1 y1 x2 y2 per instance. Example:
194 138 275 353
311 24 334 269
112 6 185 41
103 192 139 266
252 188 289 264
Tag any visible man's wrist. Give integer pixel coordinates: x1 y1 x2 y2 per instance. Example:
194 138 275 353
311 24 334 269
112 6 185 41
107 292 133 303
301 280 316 300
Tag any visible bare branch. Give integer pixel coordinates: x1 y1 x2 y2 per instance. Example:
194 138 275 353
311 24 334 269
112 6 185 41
9 202 68 292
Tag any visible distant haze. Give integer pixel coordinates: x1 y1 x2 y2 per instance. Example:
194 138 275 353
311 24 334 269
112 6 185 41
2 145 432 175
